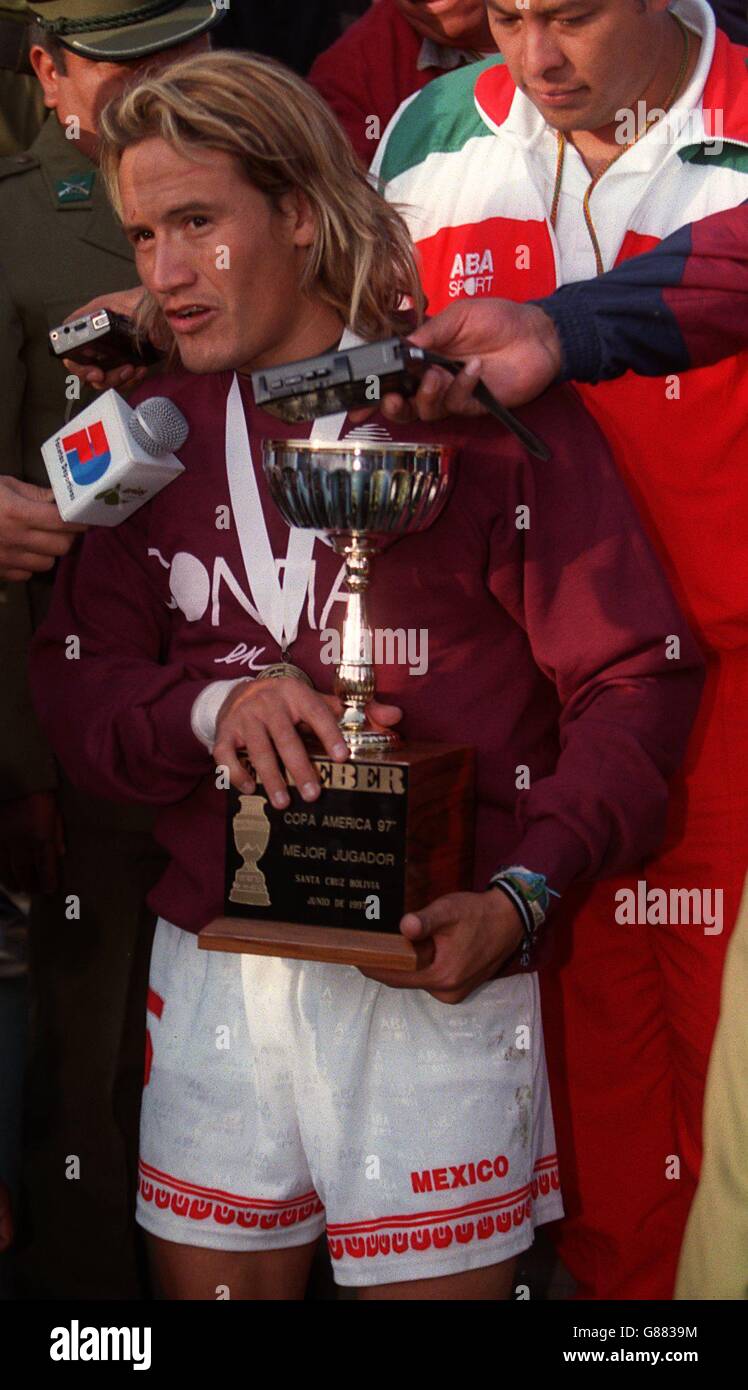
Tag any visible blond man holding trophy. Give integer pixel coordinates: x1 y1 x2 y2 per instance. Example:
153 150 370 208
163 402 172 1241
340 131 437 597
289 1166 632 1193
30 53 703 1299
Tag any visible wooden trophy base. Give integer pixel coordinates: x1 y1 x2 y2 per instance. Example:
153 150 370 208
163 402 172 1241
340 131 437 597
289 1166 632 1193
199 741 474 970
199 918 420 969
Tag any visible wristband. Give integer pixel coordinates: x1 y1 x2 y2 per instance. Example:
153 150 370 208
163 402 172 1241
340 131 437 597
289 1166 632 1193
487 866 559 968
488 878 535 963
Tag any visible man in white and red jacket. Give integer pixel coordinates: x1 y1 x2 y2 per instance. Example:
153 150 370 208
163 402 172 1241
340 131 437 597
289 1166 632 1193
373 0 748 1297
29 51 704 1299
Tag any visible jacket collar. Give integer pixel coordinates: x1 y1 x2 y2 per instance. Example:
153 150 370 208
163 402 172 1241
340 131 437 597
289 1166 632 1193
698 25 748 144
29 112 97 188
417 36 489 72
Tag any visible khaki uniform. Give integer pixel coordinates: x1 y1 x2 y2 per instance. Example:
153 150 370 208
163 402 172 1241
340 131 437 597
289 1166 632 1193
0 70 46 157
0 113 165 1298
0 3 46 157
0 112 144 797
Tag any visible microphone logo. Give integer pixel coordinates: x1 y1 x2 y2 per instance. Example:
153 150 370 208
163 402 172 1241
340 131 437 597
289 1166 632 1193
61 421 112 486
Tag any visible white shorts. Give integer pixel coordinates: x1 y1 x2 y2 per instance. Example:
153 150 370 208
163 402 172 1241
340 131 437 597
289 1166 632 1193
137 918 563 1287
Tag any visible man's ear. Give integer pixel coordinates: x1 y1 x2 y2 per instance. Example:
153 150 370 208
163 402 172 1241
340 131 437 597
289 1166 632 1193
29 45 61 109
278 189 316 249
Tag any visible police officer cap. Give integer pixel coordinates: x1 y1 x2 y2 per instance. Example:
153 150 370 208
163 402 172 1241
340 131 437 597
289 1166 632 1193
25 0 223 61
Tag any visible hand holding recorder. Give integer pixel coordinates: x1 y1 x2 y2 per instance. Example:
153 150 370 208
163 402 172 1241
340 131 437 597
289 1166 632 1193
252 333 551 459
51 288 162 393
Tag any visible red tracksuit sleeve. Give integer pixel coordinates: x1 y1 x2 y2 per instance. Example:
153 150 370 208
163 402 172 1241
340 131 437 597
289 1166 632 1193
28 508 213 806
308 0 423 165
486 386 706 893
309 32 378 164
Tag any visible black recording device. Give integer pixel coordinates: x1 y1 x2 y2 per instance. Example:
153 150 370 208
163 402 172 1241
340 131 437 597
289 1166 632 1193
48 308 162 370
252 337 551 462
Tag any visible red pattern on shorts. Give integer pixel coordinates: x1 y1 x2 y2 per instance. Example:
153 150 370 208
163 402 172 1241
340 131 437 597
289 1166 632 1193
137 1158 325 1229
326 1155 560 1261
143 988 165 1088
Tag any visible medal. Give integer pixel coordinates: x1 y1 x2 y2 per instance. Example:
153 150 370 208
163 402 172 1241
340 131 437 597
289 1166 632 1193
254 662 313 687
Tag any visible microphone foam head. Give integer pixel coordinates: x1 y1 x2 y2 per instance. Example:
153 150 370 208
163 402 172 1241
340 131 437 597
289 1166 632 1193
129 397 189 457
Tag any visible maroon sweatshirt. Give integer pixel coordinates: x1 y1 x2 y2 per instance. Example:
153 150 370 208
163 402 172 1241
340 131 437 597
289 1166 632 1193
29 370 704 935
309 0 470 164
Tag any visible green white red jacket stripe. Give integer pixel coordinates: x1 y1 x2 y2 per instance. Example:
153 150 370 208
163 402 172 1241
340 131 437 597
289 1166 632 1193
372 40 748 318
372 24 748 662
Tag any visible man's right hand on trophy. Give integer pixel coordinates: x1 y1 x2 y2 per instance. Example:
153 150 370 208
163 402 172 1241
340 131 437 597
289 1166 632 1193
213 677 402 809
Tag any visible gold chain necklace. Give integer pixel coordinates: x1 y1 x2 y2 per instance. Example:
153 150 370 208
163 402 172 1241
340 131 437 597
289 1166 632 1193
549 14 691 274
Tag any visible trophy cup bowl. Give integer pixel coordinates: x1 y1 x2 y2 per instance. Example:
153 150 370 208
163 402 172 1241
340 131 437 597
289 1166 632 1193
263 440 454 754
262 438 453 537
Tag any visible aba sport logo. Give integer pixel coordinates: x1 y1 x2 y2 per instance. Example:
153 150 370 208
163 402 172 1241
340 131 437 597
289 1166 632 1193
449 249 494 299
61 421 111 486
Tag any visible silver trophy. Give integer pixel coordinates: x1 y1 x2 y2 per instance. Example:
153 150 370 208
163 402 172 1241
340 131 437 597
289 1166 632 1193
263 440 454 754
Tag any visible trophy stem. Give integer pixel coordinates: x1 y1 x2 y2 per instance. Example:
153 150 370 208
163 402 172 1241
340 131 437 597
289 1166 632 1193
334 536 396 755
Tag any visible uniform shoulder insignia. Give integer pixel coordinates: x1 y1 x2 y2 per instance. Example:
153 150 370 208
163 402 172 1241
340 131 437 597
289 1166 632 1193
0 152 40 181
55 171 95 204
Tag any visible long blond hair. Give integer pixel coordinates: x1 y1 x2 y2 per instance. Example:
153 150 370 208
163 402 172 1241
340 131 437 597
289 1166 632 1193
98 51 424 351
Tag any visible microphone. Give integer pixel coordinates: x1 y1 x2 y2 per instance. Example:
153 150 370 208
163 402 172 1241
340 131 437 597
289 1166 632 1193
129 396 189 456
42 389 188 526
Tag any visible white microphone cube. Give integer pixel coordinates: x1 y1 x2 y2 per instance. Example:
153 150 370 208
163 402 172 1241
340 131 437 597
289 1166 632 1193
42 390 184 526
